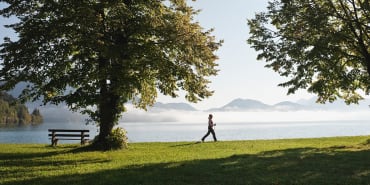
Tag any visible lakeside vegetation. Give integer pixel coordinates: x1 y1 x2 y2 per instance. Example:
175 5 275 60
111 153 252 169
1 136 369 185
0 92 43 126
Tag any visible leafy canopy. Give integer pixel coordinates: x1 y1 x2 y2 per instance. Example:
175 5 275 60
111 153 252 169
248 0 370 104
0 0 221 120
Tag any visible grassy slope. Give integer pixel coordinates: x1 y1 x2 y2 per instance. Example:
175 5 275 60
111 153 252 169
0 136 369 185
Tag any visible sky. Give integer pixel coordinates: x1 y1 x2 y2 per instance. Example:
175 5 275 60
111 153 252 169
0 1 314 111
158 0 313 110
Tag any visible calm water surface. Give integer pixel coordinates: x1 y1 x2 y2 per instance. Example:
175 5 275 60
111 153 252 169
0 120 370 143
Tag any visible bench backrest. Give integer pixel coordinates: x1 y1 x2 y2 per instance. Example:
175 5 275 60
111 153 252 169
48 129 90 146
48 129 89 132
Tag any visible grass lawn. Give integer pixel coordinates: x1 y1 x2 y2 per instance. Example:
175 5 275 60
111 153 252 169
0 136 369 185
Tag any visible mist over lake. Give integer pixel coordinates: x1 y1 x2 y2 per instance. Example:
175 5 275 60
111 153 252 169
1 108 369 144
0 97 368 143
30 98 370 123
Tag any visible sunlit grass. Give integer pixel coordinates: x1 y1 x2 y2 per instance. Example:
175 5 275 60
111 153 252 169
1 136 369 185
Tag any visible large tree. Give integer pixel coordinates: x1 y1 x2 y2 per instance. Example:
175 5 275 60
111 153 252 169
0 0 221 149
248 0 370 104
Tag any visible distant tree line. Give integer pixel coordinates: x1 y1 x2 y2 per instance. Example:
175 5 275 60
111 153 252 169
0 92 43 126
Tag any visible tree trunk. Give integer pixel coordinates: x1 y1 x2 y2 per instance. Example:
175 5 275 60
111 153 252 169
93 56 121 149
91 3 126 149
95 84 121 149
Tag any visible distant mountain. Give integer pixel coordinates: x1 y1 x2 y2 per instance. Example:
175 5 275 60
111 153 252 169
208 97 370 112
151 102 197 111
6 82 370 123
209 98 270 111
6 82 28 98
272 101 306 111
297 96 370 110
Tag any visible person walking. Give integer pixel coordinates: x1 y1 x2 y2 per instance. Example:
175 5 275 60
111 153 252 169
201 114 217 142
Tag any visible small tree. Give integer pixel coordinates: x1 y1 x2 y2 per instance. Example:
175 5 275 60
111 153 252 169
248 0 370 104
31 108 43 124
17 105 31 125
0 0 222 149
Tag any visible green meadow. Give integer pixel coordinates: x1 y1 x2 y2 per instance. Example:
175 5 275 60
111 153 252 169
1 136 369 185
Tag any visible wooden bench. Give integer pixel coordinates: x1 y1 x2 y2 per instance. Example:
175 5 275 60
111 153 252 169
48 129 89 146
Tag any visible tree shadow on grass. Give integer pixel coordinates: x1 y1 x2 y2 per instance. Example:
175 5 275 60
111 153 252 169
364 139 370 145
1 144 97 161
0 145 110 177
2 145 369 185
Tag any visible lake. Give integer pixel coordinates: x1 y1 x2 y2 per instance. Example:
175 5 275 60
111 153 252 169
1 120 370 144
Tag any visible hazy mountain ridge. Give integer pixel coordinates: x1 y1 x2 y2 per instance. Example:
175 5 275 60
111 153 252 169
272 101 306 111
209 98 270 111
7 84 370 122
151 102 197 111
295 97 370 111
210 97 370 112
9 82 370 113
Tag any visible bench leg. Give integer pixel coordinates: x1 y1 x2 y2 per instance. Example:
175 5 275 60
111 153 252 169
81 139 89 145
52 138 58 146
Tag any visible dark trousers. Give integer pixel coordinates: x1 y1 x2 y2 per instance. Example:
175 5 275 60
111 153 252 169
202 127 217 141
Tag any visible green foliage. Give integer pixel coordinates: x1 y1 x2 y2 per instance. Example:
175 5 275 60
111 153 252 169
104 127 128 150
248 0 370 104
92 127 128 150
0 0 221 146
0 92 43 126
0 136 369 185
31 108 43 124
17 105 31 125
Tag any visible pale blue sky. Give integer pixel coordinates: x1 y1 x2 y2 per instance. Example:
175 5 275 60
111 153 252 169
159 0 313 110
0 1 314 110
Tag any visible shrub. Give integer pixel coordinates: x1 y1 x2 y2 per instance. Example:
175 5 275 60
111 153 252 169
105 127 129 150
